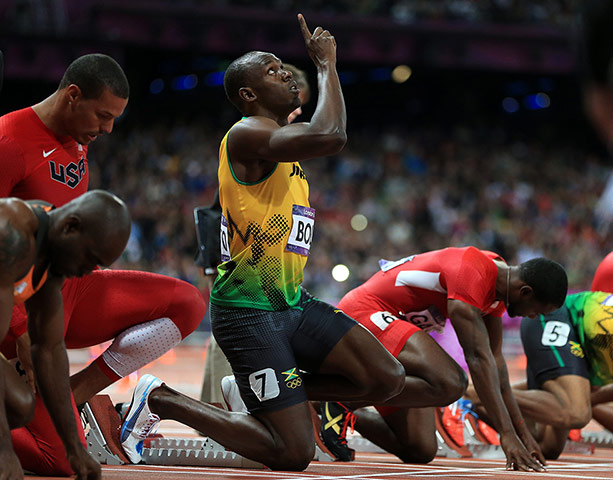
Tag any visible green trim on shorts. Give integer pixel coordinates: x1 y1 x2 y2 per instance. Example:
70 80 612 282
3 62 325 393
540 314 565 368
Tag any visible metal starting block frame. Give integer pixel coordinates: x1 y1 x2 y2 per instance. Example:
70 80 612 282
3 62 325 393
580 430 613 448
82 394 339 468
81 395 266 468
81 402 125 465
433 407 505 460
142 437 264 468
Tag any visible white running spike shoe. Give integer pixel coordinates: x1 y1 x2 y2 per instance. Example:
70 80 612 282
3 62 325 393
221 375 248 414
120 374 163 463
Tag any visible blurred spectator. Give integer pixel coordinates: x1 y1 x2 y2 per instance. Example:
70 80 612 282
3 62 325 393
94 116 610 309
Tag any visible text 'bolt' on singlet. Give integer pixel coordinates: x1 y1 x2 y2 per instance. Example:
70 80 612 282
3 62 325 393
210 119 314 311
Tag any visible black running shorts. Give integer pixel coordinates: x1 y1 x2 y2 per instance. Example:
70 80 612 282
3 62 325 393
210 287 357 413
521 306 589 390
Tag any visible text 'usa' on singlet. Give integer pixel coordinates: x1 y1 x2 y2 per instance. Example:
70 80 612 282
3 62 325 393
0 107 89 205
210 119 314 311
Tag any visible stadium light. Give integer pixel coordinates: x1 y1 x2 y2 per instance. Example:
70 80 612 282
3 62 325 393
332 264 350 282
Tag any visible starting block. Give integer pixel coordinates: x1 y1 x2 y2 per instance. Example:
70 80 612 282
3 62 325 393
82 394 265 468
347 434 386 453
580 430 613 448
142 437 264 468
434 406 472 458
81 395 129 465
434 407 504 459
563 440 595 455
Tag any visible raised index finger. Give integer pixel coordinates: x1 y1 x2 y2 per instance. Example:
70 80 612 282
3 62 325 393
297 13 311 40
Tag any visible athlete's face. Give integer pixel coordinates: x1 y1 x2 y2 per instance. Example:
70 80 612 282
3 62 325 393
507 297 557 319
49 221 126 278
67 87 128 145
250 55 301 113
49 232 101 278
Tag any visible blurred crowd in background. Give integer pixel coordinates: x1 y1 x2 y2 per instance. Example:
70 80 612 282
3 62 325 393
3 0 579 34
90 114 612 310
1 0 609 333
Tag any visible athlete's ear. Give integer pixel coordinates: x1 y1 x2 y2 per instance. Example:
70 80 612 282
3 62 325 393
519 285 534 298
65 84 82 106
62 214 83 234
239 87 257 103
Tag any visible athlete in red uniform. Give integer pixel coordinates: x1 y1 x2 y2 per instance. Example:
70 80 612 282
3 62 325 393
1 191 131 480
0 54 206 476
592 252 613 292
326 247 568 471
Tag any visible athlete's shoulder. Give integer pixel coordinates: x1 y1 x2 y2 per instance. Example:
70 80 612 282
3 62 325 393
0 107 37 135
454 246 499 265
478 248 505 262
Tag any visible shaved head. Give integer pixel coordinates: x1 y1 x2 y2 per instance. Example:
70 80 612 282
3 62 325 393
224 51 279 112
48 190 131 276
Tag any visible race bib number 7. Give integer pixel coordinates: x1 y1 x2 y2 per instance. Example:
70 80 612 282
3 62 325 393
285 205 315 256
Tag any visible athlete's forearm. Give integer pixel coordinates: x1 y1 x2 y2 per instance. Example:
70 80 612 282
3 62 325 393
497 361 532 437
466 351 515 435
31 341 83 454
309 63 346 141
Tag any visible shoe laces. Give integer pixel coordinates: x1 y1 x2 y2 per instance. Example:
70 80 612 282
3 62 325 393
338 403 356 445
456 399 478 422
134 413 161 439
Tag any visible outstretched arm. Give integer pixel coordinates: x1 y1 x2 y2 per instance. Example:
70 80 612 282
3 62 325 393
0 285 25 480
448 299 543 471
231 14 346 163
486 315 547 466
26 276 101 480
0 212 36 480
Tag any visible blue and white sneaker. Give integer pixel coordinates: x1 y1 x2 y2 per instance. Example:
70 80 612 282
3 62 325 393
120 374 163 463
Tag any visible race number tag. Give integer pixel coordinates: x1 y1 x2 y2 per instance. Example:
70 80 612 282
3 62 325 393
249 368 280 402
285 205 315 256
220 214 230 262
370 311 399 331
403 306 446 333
378 255 416 272
541 321 570 347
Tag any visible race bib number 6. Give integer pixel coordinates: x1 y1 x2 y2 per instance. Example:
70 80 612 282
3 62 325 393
285 205 315 256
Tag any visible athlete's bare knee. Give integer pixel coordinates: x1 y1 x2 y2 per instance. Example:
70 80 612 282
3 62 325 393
368 360 405 402
171 280 207 337
541 442 564 460
8 387 35 429
265 445 314 471
444 367 468 403
397 441 437 464
564 406 591 429
344 356 403 403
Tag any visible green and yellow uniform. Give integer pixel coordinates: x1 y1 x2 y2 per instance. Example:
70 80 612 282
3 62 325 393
210 120 315 311
567 291 613 386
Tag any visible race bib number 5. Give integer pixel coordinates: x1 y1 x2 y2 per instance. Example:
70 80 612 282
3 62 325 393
285 205 315 256
541 321 570 347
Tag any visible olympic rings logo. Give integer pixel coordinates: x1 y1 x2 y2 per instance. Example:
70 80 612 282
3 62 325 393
286 378 302 389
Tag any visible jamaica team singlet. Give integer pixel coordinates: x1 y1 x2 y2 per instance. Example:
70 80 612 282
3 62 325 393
210 119 314 311
567 291 613 386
